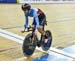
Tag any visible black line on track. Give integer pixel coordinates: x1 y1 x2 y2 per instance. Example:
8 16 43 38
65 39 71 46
1 19 75 30
0 46 20 54
0 25 23 30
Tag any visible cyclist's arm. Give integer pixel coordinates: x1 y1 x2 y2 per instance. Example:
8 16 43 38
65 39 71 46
34 12 40 28
24 14 28 28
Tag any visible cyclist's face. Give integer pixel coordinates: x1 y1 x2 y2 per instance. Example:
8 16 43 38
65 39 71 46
24 9 29 14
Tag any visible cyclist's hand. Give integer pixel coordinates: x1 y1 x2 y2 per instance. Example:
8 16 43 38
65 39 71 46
21 28 25 33
21 24 28 33
21 26 26 33
21 30 25 33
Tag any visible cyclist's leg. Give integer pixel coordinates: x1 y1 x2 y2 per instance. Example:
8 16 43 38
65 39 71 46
32 19 40 46
38 14 48 44
37 14 46 36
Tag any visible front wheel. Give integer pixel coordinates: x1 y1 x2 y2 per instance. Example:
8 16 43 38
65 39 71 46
41 30 52 51
22 33 36 57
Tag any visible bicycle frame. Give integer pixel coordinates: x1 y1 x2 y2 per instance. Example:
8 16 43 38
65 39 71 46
26 26 38 42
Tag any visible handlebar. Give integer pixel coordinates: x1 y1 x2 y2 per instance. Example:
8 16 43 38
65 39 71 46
26 26 33 32
22 26 35 33
21 26 36 33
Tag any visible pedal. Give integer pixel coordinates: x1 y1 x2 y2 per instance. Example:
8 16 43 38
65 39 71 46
37 41 41 47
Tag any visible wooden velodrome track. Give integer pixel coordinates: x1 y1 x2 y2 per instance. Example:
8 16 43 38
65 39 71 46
0 4 75 61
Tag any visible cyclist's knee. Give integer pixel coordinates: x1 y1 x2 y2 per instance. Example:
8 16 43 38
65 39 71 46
37 27 45 35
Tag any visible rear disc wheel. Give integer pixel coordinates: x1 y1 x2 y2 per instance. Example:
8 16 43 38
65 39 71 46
41 30 52 51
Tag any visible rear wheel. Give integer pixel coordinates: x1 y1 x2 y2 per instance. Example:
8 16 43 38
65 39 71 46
22 33 36 57
41 30 52 51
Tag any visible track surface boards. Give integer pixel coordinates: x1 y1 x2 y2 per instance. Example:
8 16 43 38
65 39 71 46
0 4 75 61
